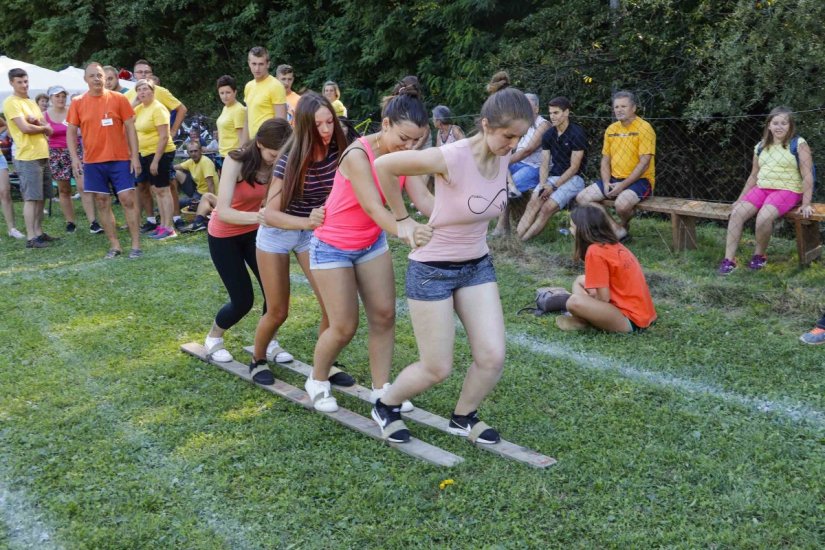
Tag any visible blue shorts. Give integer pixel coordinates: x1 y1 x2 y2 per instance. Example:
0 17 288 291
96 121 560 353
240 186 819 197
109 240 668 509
310 233 389 270
595 177 652 201
405 254 497 301
0 154 7 171
256 225 312 254
545 175 585 208
510 161 540 193
84 161 135 195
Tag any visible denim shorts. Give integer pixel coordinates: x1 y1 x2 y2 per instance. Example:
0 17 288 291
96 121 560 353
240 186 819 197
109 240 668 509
256 225 312 254
595 177 652 201
0 154 7 171
545 175 585 208
405 254 497 301
510 161 540 193
310 233 389 270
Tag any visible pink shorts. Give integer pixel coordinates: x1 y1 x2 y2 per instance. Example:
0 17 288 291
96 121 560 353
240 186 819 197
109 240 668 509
741 187 802 216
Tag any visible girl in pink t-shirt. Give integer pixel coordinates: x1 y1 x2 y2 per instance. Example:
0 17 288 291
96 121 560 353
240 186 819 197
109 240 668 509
306 77 434 414
371 72 535 445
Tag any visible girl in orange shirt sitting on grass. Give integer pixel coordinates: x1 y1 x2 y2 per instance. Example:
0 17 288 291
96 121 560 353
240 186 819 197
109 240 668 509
556 204 657 333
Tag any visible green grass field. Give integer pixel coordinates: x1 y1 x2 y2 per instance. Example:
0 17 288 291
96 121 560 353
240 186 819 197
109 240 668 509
1 204 823 548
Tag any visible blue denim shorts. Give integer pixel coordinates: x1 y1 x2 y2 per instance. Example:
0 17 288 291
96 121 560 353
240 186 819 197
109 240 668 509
405 254 497 301
256 225 312 254
310 233 389 270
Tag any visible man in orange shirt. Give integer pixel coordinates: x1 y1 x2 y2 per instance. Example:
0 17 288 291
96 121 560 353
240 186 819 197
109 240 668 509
276 64 300 125
67 62 143 259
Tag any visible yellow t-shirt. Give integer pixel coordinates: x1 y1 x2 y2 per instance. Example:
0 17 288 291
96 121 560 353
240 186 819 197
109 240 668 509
178 156 218 194
331 99 347 119
244 75 286 138
124 85 182 111
755 137 807 193
134 100 176 156
602 116 656 187
2 95 48 161
285 91 301 125
216 101 246 157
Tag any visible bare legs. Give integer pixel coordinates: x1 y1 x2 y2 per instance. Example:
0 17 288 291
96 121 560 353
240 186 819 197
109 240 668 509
311 252 396 386
382 282 505 416
563 275 631 333
0 169 19 234
56 179 75 225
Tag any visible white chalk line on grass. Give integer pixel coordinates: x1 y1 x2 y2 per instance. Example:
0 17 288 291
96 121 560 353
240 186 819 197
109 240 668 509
0 482 62 550
507 333 825 429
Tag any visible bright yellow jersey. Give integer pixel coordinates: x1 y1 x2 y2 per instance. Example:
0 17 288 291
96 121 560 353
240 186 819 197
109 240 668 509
244 75 286 138
331 99 347 119
134 100 176 156
124 85 182 111
2 96 48 161
178 156 218 194
602 116 656 187
216 101 246 157
755 137 807 193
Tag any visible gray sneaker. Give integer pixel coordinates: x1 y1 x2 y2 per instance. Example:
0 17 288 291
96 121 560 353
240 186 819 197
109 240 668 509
800 328 825 345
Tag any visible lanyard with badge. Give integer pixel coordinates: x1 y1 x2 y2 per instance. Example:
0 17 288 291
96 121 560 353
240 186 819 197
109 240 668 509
102 111 113 127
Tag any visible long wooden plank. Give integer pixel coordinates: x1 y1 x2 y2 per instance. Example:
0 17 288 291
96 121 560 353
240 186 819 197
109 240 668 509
244 347 556 469
181 343 463 467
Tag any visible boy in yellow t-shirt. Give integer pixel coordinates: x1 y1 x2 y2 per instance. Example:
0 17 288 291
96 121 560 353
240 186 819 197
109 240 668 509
242 46 287 141
576 90 656 241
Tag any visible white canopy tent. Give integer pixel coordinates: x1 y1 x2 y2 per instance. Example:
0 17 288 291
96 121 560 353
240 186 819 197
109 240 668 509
0 57 134 108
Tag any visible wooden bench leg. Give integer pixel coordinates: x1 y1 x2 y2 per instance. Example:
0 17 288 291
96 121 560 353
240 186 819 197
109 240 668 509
794 219 822 266
671 214 697 251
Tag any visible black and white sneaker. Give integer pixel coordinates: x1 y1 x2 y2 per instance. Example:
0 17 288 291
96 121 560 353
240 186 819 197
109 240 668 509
140 220 158 234
447 411 500 444
371 399 410 443
89 220 103 234
249 358 274 385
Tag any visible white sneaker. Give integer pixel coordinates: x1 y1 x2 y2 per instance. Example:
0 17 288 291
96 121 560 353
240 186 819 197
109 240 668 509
266 340 294 363
305 375 338 412
204 336 233 363
8 228 24 239
369 383 414 413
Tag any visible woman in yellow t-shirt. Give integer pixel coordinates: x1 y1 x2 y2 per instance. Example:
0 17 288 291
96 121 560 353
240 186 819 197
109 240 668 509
323 81 348 119
215 74 246 160
719 107 815 274
134 79 178 240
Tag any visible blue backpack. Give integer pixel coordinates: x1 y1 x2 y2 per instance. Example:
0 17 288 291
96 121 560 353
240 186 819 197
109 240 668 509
756 136 817 187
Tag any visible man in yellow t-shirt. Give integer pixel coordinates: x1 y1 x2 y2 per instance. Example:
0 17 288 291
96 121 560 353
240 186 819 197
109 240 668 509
174 142 217 197
241 46 287 142
2 68 55 248
576 90 656 240
125 59 189 231
276 64 301 125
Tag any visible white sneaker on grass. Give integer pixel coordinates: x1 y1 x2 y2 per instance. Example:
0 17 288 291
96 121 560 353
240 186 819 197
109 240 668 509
305 375 338 412
204 336 233 363
369 383 414 413
266 340 294 363
8 228 24 239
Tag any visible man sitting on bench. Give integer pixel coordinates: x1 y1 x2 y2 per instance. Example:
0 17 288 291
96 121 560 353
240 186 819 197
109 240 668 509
576 90 656 241
174 142 218 233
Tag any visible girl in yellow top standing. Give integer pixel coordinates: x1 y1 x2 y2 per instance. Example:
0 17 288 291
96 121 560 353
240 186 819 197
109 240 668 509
323 81 348 119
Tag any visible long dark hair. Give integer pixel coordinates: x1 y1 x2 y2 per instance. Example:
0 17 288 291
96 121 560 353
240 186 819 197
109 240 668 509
280 92 347 209
570 205 619 262
380 76 428 127
228 118 292 185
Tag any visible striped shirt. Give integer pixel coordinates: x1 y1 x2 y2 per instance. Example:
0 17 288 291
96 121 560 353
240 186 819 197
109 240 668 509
274 142 339 217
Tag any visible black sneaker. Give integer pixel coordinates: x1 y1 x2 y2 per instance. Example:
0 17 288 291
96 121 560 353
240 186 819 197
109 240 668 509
39 232 59 242
173 218 186 230
371 399 410 443
26 238 48 249
249 358 274 385
89 220 103 234
447 411 500 444
329 361 356 387
65 222 76 233
140 221 158 234
190 218 207 232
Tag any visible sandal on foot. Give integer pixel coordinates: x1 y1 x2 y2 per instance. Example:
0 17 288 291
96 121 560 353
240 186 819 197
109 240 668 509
448 411 500 444
266 340 293 363
249 358 274 385
371 399 410 443
329 362 355 387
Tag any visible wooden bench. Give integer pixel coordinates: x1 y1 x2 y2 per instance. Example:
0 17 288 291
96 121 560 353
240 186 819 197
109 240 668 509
602 196 825 266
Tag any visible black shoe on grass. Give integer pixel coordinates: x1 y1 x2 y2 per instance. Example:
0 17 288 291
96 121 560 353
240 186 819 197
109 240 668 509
447 411 500 444
371 399 410 443
249 358 274 385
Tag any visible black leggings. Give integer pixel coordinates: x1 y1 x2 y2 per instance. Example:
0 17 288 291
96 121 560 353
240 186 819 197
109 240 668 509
208 231 265 330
